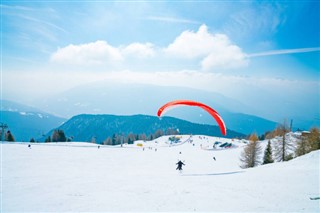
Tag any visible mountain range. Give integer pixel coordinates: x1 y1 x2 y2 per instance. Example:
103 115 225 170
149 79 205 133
0 99 246 142
33 82 278 135
0 100 66 141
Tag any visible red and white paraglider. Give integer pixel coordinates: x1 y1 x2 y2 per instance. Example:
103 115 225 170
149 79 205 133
157 100 227 136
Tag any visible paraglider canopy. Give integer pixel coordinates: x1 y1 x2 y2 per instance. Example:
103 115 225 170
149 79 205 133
157 100 227 136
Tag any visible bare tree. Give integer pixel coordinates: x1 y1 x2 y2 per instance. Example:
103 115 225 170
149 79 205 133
103 137 112 145
52 130 59 142
295 134 309 157
154 129 164 138
165 128 179 135
296 127 320 156
273 120 294 161
240 133 262 169
308 127 320 151
138 133 147 141
91 137 96 144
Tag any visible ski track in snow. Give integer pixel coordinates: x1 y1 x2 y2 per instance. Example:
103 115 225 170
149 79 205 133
1 135 319 212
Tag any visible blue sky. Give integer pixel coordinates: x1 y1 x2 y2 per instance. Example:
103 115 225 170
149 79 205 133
1 1 319 123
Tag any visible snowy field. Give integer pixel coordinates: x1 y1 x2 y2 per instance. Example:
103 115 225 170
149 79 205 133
1 135 319 212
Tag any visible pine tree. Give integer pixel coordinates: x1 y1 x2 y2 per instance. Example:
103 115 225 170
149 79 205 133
45 136 51 143
112 134 117 146
6 130 15 142
262 140 274 164
149 134 154 141
127 136 131 145
52 129 66 142
127 133 136 144
240 133 262 169
30 138 35 143
58 130 66 142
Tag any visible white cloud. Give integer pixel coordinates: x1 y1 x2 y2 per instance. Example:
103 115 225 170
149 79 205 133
165 25 213 58
48 25 318 72
50 25 247 70
164 24 248 70
50 41 158 65
201 44 248 70
121 42 156 58
50 40 123 65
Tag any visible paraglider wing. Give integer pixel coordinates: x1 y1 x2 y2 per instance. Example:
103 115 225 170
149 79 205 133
157 100 227 136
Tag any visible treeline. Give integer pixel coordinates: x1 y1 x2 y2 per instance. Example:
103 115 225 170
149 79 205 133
30 129 71 143
0 129 70 143
34 128 179 144
102 128 179 145
240 121 320 169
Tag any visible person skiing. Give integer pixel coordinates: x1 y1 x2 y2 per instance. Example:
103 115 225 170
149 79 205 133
213 156 216 161
176 160 185 170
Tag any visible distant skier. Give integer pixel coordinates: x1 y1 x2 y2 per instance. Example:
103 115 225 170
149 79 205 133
28 144 31 149
98 145 100 149
176 160 185 171
213 157 216 161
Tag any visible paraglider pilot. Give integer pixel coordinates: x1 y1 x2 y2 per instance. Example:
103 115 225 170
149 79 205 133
176 160 185 170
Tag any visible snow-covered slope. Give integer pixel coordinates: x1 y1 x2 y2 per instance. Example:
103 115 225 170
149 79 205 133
1 135 319 212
